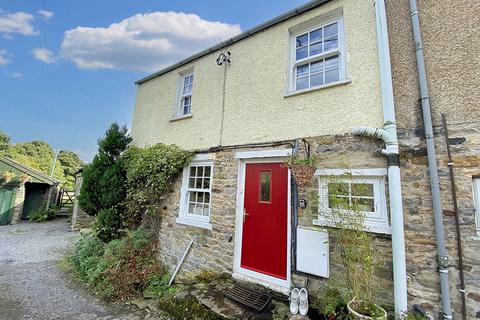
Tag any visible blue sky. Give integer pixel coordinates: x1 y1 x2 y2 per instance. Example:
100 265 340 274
0 0 306 162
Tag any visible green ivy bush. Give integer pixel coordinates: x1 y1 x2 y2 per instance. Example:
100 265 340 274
122 144 193 228
68 227 166 300
79 123 193 241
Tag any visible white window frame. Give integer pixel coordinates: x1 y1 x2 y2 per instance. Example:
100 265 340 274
287 10 347 94
313 169 390 235
473 178 480 231
177 156 213 230
174 70 194 119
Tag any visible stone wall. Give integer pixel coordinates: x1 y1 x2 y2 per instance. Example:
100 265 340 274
386 1 480 317
155 135 395 307
294 135 394 308
71 173 94 231
398 122 480 318
10 184 25 224
154 128 480 317
156 149 238 276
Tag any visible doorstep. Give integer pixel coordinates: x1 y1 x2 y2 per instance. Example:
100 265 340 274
189 274 293 319
128 274 310 319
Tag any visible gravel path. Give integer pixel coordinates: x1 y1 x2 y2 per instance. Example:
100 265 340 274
0 219 144 320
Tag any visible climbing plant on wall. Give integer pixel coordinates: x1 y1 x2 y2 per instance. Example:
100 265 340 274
122 144 193 229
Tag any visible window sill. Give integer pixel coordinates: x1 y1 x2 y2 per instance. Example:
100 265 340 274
170 114 192 122
284 78 351 98
176 217 212 230
312 218 391 235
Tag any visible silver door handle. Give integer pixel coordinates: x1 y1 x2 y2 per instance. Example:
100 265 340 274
243 208 250 223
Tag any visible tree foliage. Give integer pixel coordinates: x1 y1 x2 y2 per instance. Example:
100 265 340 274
0 130 82 189
0 131 11 156
58 150 84 189
8 140 65 182
79 123 131 216
78 123 193 242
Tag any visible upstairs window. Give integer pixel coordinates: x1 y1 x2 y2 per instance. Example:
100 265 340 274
289 14 346 92
176 72 194 118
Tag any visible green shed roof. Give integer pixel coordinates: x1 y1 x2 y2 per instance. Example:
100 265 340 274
0 157 60 185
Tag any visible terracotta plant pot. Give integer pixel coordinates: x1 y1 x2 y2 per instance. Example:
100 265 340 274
289 164 317 188
347 300 387 320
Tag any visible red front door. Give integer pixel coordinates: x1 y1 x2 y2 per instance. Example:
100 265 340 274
241 163 288 280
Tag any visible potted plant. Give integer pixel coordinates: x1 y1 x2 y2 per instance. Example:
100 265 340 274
319 172 387 320
284 154 318 188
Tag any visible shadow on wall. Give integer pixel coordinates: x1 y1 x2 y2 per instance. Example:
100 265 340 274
21 183 50 220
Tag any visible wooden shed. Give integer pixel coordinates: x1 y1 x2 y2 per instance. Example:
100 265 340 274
0 157 60 225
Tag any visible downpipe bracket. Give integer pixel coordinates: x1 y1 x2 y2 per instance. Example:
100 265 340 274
437 255 449 272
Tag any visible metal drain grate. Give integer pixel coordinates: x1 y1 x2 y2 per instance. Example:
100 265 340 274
224 285 272 311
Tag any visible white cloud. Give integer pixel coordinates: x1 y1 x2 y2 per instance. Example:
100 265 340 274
37 10 54 20
0 11 37 37
61 11 241 72
32 47 56 63
11 72 23 79
0 49 10 65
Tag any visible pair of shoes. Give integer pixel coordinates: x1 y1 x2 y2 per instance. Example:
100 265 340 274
289 287 309 316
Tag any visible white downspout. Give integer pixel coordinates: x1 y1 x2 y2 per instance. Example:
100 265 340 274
353 0 408 317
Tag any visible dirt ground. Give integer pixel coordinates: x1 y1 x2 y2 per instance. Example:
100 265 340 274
0 219 145 320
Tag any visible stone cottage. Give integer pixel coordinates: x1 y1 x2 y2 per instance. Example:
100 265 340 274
130 0 480 318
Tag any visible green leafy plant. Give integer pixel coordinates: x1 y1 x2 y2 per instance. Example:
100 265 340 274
158 297 225 320
194 270 230 284
284 153 318 167
405 312 428 320
57 150 84 190
28 206 58 222
318 170 385 319
122 144 193 229
79 123 191 241
143 272 177 298
94 208 124 242
67 227 164 300
315 286 350 319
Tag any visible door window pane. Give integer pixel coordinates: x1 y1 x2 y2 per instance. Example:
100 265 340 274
259 171 272 203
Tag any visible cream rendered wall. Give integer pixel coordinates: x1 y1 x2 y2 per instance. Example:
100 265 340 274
131 0 383 150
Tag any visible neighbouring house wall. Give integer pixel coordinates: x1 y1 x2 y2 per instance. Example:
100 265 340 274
132 0 384 151
10 185 25 224
398 124 480 318
71 173 94 231
387 0 480 318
